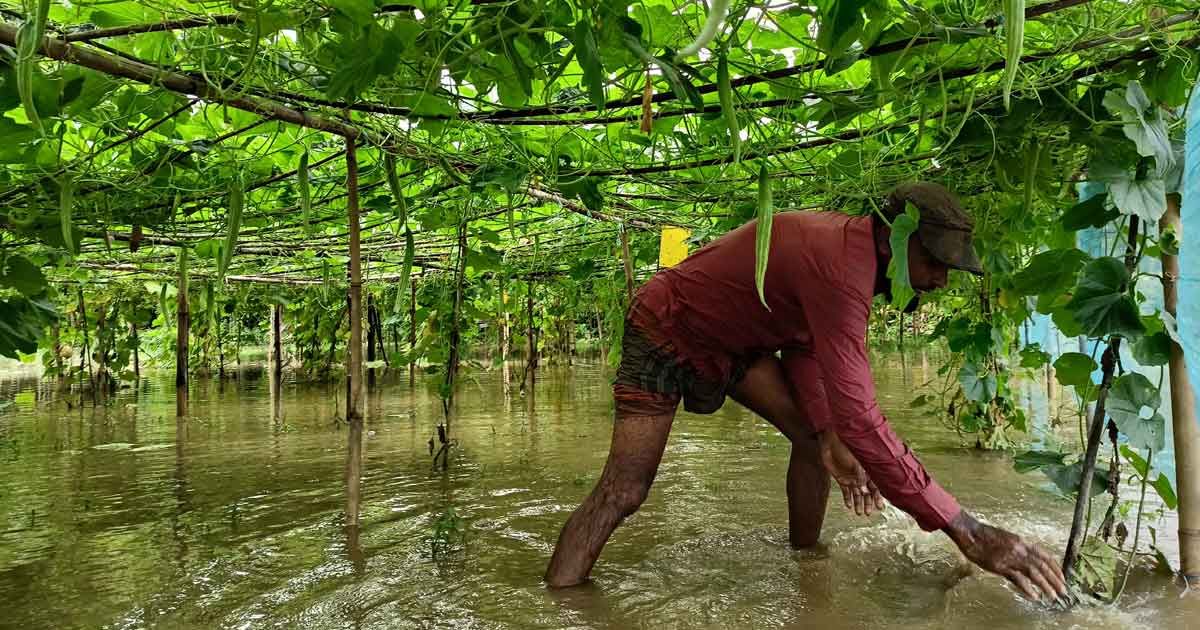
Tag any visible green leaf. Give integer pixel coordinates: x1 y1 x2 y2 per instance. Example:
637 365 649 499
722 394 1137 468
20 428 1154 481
1013 450 1067 474
886 202 920 310
1132 331 1171 367
1053 352 1098 388
1060 194 1119 231
958 361 997 403
559 176 604 212
1108 373 1165 453
0 254 47 297
1043 460 1110 498
1011 248 1088 298
1120 444 1150 477
1102 81 1173 169
1153 474 1178 509
1065 257 1145 338
754 161 774 310
573 20 606 110
815 0 869 60
1110 176 1167 224
1019 344 1050 369
0 295 56 359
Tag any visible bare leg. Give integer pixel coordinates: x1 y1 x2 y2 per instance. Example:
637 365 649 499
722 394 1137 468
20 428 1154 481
730 356 831 548
545 412 675 587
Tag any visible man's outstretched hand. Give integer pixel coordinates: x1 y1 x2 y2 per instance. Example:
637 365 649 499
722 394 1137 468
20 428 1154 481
818 431 885 516
943 510 1069 602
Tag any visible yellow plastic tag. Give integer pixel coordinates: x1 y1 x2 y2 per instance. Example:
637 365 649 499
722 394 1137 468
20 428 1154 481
659 226 691 268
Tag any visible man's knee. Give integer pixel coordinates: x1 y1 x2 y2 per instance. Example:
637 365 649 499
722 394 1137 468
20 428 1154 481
597 475 652 518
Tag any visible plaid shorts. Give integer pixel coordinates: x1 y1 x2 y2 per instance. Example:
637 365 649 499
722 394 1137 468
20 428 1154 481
612 320 748 418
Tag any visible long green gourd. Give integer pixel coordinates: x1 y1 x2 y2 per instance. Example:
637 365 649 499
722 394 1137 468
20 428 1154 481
394 228 415 318
1002 0 1025 111
754 161 773 311
16 0 50 133
59 173 74 255
384 154 409 229
218 185 244 279
674 0 730 60
717 49 741 165
298 151 312 235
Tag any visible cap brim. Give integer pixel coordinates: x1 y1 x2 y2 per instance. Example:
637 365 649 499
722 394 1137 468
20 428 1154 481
918 226 984 276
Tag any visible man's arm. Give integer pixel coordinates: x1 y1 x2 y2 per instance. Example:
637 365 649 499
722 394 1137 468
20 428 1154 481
798 276 1067 600
782 346 885 516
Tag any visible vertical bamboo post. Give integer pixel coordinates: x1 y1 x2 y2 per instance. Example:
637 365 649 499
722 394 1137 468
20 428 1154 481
131 322 140 384
367 293 377 388
444 221 468 439
501 274 511 396
409 269 420 387
525 280 537 390
620 226 635 305
1162 195 1200 580
175 249 189 417
344 140 365 528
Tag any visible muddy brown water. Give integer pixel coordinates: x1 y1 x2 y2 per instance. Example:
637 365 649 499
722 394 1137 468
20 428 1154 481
0 356 1194 629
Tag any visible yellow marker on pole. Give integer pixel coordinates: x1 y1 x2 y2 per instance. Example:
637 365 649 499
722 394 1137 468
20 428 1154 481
659 226 691 268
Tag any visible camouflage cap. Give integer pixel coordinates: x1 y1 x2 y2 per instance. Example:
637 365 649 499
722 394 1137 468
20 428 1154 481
883 182 984 276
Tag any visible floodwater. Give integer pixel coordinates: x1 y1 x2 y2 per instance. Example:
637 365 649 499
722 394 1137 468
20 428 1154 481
0 356 1195 630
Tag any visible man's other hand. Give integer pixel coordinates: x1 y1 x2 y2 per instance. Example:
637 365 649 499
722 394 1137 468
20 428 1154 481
818 431 885 516
943 510 1069 602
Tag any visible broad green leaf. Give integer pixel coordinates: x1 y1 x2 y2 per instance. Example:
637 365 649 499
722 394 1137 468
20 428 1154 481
0 255 46 297
1053 352 1097 388
1153 474 1178 509
958 361 997 403
1108 373 1165 453
1065 257 1145 338
1132 331 1171 367
1102 81 1173 169
1019 344 1050 369
1010 248 1087 298
815 0 869 60
886 202 920 310
1109 176 1167 224
1060 194 1119 231
1042 460 1110 498
1013 450 1067 474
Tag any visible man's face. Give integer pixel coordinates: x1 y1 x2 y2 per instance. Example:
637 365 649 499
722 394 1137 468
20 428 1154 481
908 235 951 293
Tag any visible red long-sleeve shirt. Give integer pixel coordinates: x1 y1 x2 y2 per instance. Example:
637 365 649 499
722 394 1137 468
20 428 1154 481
631 211 961 531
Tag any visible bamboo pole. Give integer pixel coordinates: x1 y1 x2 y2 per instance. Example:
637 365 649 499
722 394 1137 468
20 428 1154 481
443 221 469 442
271 303 283 383
409 270 421 387
131 322 140 384
1162 195 1200 581
501 274 511 396
367 293 377 389
620 227 635 304
345 141 365 528
175 248 189 417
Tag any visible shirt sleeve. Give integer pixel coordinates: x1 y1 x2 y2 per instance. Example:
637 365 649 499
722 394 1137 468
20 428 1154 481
781 344 834 435
797 267 961 532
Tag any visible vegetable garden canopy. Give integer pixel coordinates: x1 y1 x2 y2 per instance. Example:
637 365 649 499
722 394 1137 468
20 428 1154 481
0 0 1196 355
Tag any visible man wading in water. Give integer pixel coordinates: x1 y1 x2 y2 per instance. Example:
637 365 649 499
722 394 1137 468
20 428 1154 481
545 183 1070 602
